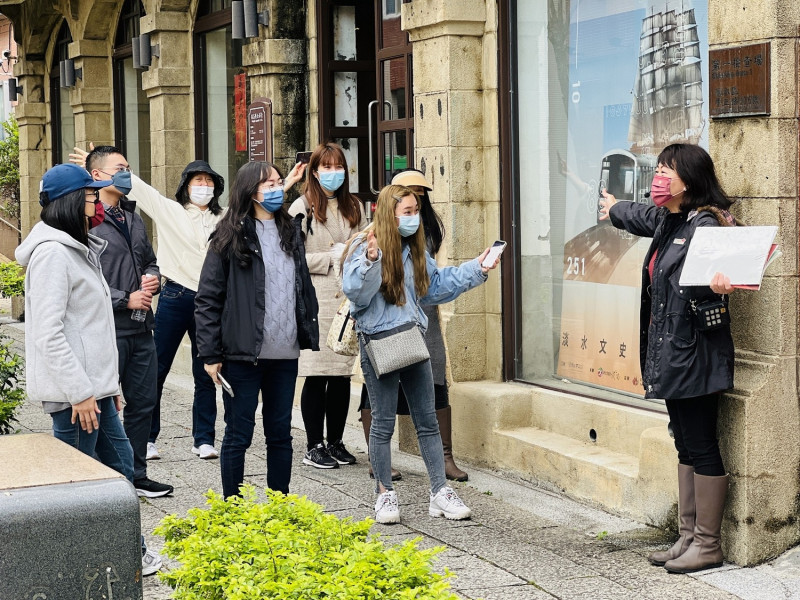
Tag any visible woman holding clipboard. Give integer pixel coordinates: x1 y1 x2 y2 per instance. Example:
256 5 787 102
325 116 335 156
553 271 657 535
598 143 735 574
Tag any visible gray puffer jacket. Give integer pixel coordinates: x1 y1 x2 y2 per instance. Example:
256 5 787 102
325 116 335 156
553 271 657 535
15 223 120 411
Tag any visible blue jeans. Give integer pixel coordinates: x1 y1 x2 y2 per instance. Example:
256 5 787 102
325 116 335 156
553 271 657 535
51 396 134 483
359 338 446 495
117 332 158 481
52 398 146 556
151 281 217 447
219 359 298 498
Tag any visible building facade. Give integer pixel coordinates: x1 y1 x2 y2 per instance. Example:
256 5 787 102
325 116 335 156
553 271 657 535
2 0 799 565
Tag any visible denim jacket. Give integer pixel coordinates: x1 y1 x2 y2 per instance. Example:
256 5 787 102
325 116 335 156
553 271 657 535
342 237 487 335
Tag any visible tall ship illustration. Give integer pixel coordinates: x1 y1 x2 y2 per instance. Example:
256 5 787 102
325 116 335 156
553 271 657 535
628 4 704 154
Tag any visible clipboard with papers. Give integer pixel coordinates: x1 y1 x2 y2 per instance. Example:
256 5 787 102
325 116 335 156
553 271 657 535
678 226 780 290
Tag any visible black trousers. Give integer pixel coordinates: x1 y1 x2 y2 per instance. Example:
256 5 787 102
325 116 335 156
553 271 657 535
300 376 351 449
665 393 725 477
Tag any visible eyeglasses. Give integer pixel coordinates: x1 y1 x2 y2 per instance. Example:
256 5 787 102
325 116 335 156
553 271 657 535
99 166 131 176
260 180 284 192
84 189 101 202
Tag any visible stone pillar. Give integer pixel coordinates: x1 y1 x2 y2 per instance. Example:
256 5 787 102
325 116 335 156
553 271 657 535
402 0 501 383
140 10 194 197
69 39 114 149
708 0 800 565
14 57 47 236
242 1 307 176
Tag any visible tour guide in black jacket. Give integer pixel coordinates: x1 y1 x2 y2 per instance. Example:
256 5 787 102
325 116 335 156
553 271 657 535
194 159 318 499
86 145 174 499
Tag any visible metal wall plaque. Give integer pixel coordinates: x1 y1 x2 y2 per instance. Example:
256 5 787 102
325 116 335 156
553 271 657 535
709 42 770 118
248 98 273 163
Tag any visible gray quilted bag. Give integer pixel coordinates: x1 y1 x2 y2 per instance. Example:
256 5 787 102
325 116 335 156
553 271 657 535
362 323 430 377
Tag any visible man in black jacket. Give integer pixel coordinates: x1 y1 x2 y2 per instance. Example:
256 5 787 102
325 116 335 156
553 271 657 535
87 146 173 499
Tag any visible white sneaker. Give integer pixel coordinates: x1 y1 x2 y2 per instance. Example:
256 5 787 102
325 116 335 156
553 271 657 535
374 490 400 524
192 444 219 459
146 442 160 460
141 549 162 576
429 486 472 520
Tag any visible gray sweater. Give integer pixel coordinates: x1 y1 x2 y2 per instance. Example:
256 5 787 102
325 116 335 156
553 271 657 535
255 219 300 360
16 223 121 412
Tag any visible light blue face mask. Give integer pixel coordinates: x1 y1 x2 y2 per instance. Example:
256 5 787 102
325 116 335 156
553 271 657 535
111 170 132 195
318 170 345 192
397 214 420 237
256 187 285 213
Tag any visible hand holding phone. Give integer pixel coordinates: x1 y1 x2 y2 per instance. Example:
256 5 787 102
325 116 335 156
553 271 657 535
217 373 234 397
296 151 312 165
481 240 507 268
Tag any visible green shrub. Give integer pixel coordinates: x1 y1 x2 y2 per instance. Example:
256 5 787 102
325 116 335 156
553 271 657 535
0 261 24 298
0 336 24 435
156 486 460 600
0 115 20 220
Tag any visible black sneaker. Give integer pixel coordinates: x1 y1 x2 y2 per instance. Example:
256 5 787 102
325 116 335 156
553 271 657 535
328 440 357 465
302 443 339 469
134 477 174 498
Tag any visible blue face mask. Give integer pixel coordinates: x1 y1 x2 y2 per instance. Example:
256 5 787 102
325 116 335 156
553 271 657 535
397 214 420 237
111 170 132 195
256 187 285 213
318 170 345 192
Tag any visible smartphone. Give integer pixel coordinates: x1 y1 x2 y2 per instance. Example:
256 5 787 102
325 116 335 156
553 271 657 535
217 373 234 397
296 151 312 165
482 240 507 268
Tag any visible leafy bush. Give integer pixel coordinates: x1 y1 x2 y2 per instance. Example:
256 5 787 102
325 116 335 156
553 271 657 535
0 115 19 219
156 486 460 600
0 261 24 298
0 336 24 435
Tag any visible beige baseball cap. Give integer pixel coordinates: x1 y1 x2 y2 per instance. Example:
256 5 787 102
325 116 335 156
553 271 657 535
391 170 432 190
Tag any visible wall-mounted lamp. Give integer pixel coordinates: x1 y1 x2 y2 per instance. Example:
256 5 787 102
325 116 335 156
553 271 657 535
132 32 159 70
60 58 82 88
232 0 269 40
8 77 22 102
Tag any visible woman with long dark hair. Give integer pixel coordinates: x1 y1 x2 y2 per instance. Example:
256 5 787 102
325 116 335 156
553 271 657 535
195 160 319 498
16 163 162 576
599 143 735 573
342 184 499 524
288 142 366 470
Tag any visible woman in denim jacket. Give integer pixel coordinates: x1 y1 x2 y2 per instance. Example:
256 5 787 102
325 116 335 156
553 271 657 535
342 184 499 524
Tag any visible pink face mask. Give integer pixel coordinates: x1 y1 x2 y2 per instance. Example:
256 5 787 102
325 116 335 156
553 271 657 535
650 174 675 207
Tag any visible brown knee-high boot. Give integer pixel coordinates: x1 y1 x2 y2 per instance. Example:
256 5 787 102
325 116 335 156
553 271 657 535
437 406 468 482
360 409 402 481
648 464 695 565
664 473 728 574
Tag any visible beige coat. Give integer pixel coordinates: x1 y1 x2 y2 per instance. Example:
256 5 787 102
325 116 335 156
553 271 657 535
289 195 366 376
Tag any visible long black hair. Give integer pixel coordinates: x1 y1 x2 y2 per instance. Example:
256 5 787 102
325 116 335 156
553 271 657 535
210 161 296 267
657 144 733 212
40 188 89 247
392 168 445 255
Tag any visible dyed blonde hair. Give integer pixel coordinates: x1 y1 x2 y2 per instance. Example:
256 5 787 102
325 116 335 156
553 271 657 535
343 185 428 306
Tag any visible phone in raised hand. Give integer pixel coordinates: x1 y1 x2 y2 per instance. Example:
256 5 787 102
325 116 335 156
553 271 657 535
482 240 507 268
296 151 312 164
217 373 234 397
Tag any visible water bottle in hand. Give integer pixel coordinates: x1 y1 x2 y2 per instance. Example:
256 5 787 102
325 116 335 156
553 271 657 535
131 274 155 322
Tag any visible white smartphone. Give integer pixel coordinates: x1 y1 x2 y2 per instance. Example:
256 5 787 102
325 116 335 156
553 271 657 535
482 240 507 268
217 373 234 397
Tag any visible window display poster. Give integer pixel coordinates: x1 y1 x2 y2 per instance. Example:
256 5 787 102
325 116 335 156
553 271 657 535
556 0 709 396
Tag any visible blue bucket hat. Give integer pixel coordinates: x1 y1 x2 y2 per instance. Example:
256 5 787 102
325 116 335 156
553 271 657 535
39 163 113 206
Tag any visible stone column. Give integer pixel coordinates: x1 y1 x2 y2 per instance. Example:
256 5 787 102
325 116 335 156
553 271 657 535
242 1 307 176
14 57 47 236
140 10 194 197
708 0 800 565
69 39 114 149
402 0 501 383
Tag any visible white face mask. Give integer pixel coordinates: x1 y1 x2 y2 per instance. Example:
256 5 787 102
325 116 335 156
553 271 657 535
189 185 214 206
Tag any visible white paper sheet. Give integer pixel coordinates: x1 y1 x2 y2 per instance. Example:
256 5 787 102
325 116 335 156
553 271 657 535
679 226 778 287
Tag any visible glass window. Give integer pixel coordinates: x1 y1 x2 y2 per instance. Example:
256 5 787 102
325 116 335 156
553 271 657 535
50 22 74 164
510 0 709 402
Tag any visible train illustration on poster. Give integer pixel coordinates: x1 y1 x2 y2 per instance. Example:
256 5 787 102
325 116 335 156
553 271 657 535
556 0 709 396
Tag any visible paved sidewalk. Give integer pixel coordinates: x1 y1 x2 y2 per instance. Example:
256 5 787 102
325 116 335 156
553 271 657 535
3 320 800 599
